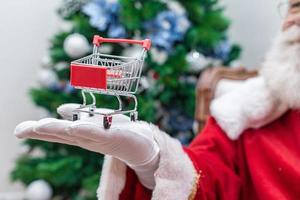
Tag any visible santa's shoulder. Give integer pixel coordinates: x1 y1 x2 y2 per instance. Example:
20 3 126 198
210 76 288 140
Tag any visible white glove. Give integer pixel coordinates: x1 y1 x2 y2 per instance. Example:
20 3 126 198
14 103 160 189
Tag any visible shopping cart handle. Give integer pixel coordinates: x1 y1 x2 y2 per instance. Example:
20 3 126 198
93 35 151 51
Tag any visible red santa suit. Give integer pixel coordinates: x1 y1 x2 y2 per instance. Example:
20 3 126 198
96 75 299 200
97 111 300 200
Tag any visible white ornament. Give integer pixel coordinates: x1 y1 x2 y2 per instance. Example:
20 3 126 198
54 62 69 71
140 76 150 90
26 180 53 200
186 51 211 72
37 69 59 88
41 55 52 68
63 33 90 58
99 44 112 54
150 47 168 64
122 46 140 58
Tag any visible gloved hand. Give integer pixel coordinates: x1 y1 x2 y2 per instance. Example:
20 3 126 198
14 103 160 189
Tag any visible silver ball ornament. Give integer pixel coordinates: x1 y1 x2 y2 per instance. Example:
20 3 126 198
26 180 53 200
41 55 52 68
37 69 59 88
150 47 168 64
186 51 211 72
63 33 90 58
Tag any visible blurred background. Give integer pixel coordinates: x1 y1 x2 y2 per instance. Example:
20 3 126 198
0 0 282 199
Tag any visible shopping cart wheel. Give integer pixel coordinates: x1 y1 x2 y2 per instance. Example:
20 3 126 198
103 115 112 129
130 112 138 121
72 113 80 121
89 106 95 117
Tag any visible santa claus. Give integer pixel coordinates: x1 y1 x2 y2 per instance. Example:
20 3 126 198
14 0 300 199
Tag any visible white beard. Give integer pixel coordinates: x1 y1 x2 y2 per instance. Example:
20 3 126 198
260 26 300 109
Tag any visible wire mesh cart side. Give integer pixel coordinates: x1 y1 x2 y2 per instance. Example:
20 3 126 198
70 35 151 128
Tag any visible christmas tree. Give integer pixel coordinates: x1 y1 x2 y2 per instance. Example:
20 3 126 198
11 0 241 199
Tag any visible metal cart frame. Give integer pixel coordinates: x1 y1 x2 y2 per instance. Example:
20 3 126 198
70 35 151 128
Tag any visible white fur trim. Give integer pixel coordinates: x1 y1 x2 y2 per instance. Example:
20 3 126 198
210 76 287 140
215 79 245 98
151 125 196 200
97 156 127 200
97 125 197 200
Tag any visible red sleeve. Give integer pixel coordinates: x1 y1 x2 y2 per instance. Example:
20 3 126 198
119 167 152 200
119 117 241 200
185 117 242 199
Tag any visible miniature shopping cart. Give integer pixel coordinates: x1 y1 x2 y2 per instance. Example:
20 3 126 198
70 35 151 129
